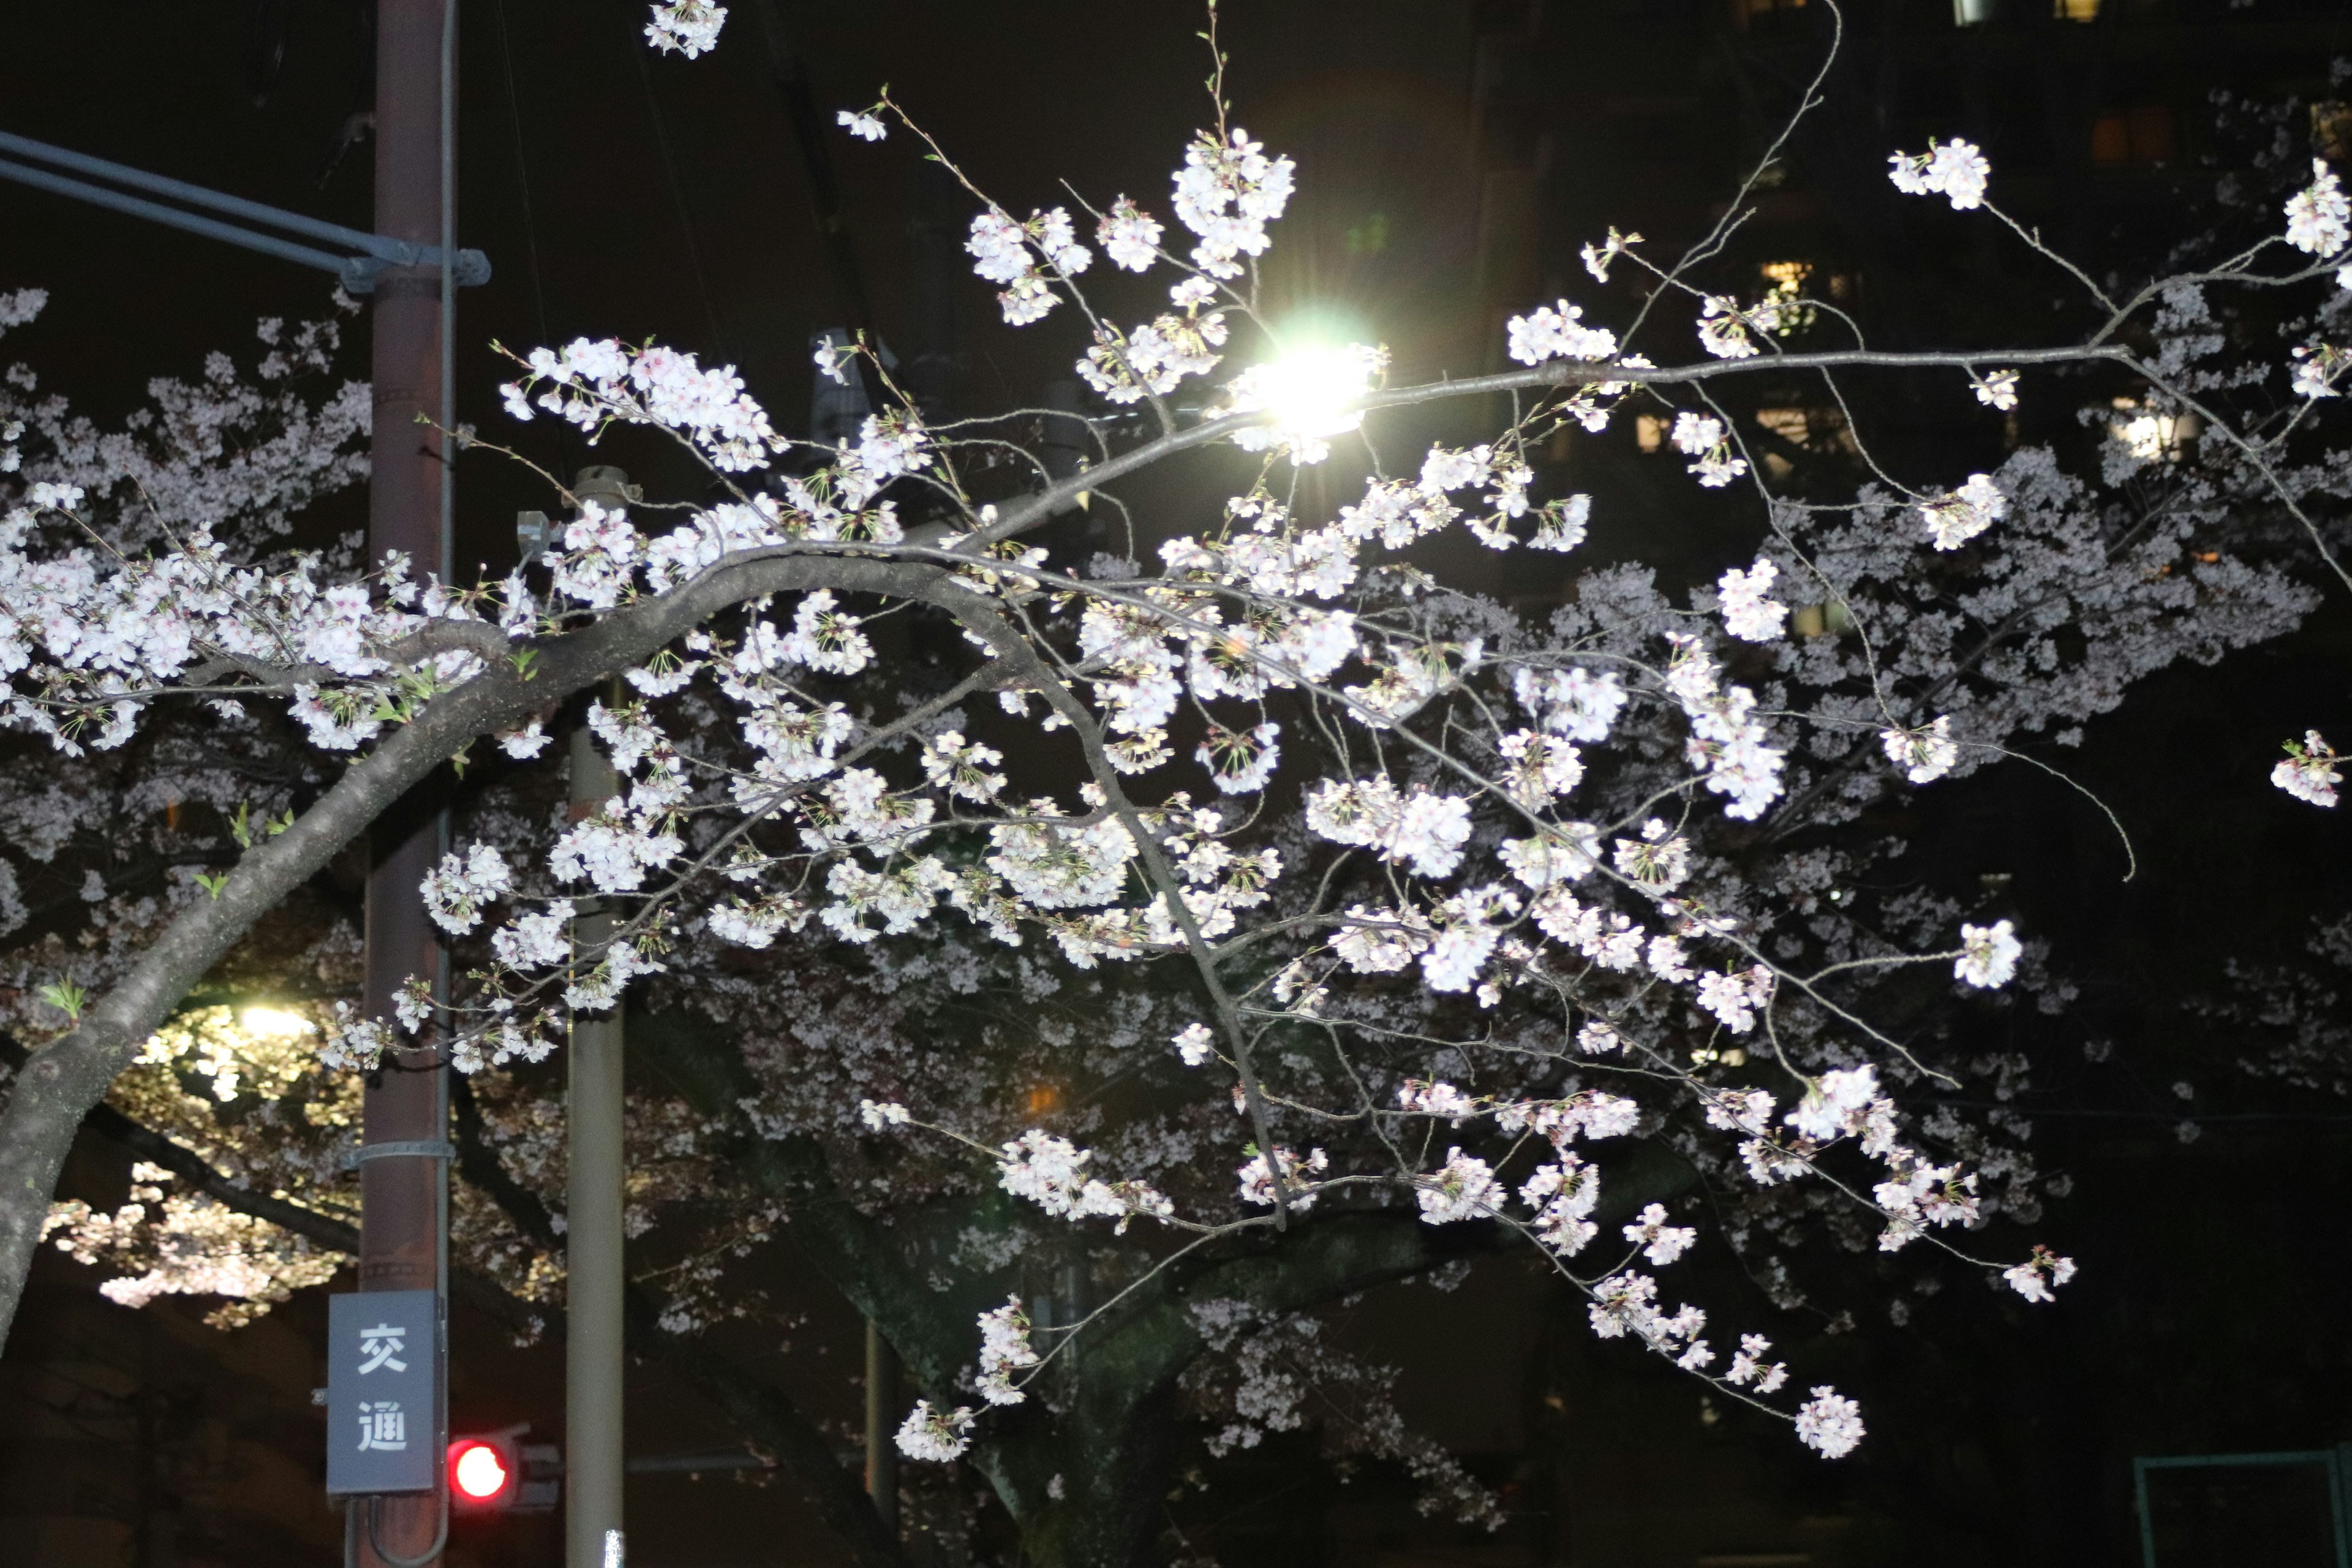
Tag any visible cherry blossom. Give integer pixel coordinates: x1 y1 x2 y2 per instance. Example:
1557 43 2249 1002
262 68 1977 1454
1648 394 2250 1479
2285 159 2350 257
2274 731 2342 807
1887 138 1991 210
644 1 726 58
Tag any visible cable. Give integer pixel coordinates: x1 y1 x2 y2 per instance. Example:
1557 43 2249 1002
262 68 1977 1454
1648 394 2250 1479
620 0 728 360
492 0 575 477
439 0 457 575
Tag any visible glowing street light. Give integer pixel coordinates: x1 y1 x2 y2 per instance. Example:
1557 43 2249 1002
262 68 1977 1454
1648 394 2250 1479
238 1005 313 1039
1227 340 1387 462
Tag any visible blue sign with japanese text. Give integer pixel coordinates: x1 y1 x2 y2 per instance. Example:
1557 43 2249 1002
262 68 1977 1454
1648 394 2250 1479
325 1289 440 1494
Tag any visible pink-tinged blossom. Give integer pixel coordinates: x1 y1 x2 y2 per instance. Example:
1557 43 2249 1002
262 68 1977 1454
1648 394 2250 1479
998 1131 1173 1230
1398 1079 1477 1122
1882 715 1958 783
1495 730 1586 810
1513 664 1627 742
1237 1146 1327 1211
1697 970 1766 1035
1417 1148 1504 1223
1668 411 1748 488
2291 343 2345 399
1795 1387 1866 1458
1623 1202 1697 1265
1887 138 1990 209
1726 1334 1789 1393
1528 492 1593 551
1520 1155 1603 1255
2275 730 2341 807
1954 919 2021 989
1171 127 1295 279
895 1400 974 1462
1612 819 1691 889
2285 159 2351 256
1098 197 1164 271
1197 721 1281 794
1785 1065 1879 1141
2000 1245 2079 1304
1697 296 1760 360
1704 1087 1775 1136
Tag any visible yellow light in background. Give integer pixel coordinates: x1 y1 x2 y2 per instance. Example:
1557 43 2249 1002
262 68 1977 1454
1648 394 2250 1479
239 1006 314 1039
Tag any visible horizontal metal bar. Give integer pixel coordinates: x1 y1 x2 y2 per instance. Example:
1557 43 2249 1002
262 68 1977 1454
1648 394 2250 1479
0 155 352 275
2137 1450 2338 1471
340 1139 457 1171
0 127 396 260
624 1449 778 1475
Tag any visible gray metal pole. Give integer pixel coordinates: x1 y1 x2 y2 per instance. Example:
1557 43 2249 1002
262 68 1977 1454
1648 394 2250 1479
864 1319 899 1538
567 470 632 1568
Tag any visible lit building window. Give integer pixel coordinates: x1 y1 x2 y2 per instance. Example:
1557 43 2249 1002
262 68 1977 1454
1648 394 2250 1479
2054 0 2098 20
2108 396 2198 460
2312 102 2351 165
1635 413 1671 453
1952 0 1996 23
1752 406 1860 479
2091 106 2176 166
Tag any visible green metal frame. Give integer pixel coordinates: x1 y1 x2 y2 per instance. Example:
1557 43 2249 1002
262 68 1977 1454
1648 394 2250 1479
2133 1447 2352 1568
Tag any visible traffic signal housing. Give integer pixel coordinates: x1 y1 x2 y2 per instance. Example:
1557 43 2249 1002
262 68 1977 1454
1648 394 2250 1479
447 1426 561 1515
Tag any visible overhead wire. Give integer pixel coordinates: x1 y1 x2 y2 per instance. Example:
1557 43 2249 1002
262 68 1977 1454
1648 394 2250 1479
620 0 729 362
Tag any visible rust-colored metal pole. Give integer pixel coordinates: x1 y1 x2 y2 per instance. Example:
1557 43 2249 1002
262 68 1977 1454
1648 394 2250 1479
356 1 453 1564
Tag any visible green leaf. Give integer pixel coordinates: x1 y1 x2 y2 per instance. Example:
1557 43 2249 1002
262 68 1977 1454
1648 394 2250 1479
39 979 86 1023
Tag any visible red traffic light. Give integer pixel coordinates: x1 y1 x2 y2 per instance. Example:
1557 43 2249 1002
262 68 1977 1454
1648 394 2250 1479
447 1428 562 1515
451 1439 510 1502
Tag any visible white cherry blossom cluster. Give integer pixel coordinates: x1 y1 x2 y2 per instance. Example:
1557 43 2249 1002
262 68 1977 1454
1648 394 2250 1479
1505 298 1621 368
1170 127 1295 279
2274 731 2341 807
1880 716 1959 784
967 206 1093 326
2284 159 2350 258
499 337 782 471
1669 411 1749 488
644 1 726 58
1917 473 2008 550
1887 138 1992 210
973 1296 1041 1405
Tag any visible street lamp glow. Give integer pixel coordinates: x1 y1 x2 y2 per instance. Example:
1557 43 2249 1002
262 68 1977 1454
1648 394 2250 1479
1229 340 1387 462
238 1006 312 1039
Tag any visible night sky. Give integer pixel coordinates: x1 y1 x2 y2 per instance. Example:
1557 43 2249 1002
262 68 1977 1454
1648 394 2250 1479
7 2 2352 1566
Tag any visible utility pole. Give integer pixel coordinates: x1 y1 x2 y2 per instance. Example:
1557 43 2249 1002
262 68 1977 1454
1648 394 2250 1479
355 2 456 1566
566 467 635 1568
864 1321 899 1538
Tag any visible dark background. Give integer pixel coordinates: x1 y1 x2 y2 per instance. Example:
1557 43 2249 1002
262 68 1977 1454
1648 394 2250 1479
7 1 2352 1564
